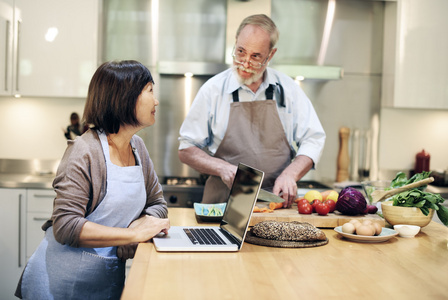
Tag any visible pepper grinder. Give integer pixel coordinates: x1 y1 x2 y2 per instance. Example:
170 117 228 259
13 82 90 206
336 127 350 182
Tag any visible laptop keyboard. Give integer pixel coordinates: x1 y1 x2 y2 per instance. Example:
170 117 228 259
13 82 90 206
183 228 226 245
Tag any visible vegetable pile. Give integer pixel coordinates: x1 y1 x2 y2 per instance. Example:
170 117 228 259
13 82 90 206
389 172 448 226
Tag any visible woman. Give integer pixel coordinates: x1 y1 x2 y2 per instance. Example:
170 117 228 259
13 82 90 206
16 60 170 299
63 112 88 140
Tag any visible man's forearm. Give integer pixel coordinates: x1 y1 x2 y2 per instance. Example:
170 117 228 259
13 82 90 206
178 147 237 188
280 155 313 182
178 147 232 176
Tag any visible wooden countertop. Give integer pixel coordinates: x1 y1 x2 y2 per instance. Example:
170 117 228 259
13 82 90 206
121 208 448 300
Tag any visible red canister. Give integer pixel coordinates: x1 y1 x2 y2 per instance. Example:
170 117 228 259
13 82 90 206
415 149 430 173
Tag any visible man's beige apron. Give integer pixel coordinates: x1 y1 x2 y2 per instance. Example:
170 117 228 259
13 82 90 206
202 84 294 203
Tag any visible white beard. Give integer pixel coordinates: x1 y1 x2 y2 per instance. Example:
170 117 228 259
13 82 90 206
232 65 264 86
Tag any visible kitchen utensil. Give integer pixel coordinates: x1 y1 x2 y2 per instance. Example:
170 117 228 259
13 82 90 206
370 177 434 203
361 180 391 204
257 189 285 203
381 201 434 227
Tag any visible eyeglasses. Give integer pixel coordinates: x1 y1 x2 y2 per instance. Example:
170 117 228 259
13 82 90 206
232 46 271 69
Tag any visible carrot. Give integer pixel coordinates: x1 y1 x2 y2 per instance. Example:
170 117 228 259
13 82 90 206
253 206 262 212
253 206 275 213
269 202 284 210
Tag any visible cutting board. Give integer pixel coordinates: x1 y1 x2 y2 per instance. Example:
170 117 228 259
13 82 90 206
249 206 385 228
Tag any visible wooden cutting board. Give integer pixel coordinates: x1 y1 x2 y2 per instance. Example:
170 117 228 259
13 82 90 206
250 206 385 228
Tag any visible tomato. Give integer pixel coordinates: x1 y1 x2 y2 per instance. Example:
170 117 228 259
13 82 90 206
311 199 321 213
323 199 336 213
298 202 312 214
315 202 330 216
297 199 309 207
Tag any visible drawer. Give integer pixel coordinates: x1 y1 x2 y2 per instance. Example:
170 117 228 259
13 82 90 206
27 189 55 213
26 212 50 259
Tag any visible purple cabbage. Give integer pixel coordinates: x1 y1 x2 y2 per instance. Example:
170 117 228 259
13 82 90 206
335 187 367 215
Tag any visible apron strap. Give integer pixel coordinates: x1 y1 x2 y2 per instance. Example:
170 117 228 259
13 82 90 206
232 90 239 102
265 84 275 99
232 83 285 107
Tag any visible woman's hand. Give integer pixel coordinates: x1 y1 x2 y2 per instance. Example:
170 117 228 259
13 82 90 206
129 215 170 243
117 244 138 262
116 215 169 261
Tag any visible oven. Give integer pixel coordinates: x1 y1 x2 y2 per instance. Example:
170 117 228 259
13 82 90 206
161 177 205 208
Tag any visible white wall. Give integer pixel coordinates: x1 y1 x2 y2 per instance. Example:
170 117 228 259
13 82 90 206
0 96 86 159
379 108 448 173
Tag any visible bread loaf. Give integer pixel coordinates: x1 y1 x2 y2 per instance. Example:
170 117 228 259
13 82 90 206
251 220 326 241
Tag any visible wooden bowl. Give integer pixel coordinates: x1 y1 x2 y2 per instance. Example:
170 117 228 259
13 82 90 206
381 201 434 227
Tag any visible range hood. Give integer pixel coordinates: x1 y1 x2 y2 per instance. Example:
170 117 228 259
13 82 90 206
158 0 343 80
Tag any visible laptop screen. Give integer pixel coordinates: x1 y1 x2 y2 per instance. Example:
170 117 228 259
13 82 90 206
220 163 264 243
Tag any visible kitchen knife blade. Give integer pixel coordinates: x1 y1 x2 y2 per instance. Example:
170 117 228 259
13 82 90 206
257 189 285 203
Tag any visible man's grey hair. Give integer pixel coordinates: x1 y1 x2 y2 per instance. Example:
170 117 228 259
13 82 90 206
235 14 279 50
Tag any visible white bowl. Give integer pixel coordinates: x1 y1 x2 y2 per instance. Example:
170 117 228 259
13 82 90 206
393 224 421 238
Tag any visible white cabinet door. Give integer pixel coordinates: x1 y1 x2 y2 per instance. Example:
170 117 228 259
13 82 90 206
0 188 26 300
0 0 14 96
26 189 55 260
382 0 448 109
13 0 100 97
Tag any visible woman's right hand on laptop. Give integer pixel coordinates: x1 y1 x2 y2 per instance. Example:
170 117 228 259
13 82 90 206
129 215 171 242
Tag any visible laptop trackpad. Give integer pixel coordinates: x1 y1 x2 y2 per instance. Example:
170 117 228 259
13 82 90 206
156 232 182 239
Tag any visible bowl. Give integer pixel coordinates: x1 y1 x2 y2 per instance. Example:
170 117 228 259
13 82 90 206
381 201 434 227
393 224 421 238
194 203 226 222
361 180 391 204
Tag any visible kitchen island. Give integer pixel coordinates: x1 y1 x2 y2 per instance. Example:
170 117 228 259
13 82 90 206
121 208 448 300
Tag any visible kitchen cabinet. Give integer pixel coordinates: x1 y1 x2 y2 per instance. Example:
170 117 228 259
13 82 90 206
382 0 448 109
0 0 14 96
26 189 55 260
0 188 26 300
0 0 100 98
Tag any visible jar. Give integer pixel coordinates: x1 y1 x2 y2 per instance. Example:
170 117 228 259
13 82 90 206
415 149 430 173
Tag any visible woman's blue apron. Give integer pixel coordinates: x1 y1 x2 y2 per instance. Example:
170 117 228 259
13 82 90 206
20 131 146 300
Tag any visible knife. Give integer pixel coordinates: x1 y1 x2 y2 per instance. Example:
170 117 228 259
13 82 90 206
257 189 285 203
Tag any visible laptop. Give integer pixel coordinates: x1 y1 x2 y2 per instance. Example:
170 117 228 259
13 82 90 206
153 163 264 252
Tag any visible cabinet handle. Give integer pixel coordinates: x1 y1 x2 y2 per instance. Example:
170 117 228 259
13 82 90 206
33 193 55 199
33 217 49 221
4 20 10 92
15 20 21 92
18 193 22 268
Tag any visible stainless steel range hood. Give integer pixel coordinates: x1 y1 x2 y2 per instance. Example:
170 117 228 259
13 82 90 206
157 0 343 80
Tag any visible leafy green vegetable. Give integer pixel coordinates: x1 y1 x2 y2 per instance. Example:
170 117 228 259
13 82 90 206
389 171 448 226
390 171 431 189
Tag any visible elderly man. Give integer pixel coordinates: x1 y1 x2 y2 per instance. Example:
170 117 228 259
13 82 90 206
178 14 325 207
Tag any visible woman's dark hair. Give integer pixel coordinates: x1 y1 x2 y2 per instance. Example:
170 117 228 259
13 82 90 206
83 60 154 134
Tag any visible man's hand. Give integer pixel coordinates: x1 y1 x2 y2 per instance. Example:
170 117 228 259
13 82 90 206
179 147 237 189
273 173 297 208
219 164 238 189
273 155 314 208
